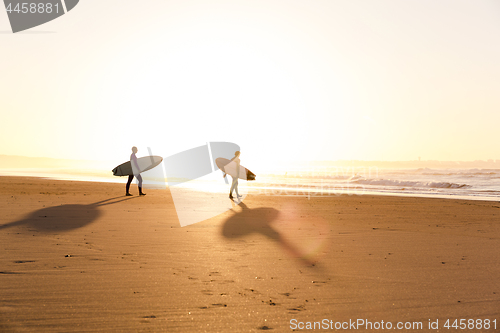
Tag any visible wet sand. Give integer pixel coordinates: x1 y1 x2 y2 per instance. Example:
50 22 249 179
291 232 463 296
0 176 499 332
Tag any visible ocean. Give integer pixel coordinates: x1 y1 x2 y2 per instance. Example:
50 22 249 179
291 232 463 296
252 166 500 201
1 161 499 201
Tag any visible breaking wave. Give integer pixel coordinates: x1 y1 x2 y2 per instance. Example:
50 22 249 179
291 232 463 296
349 177 472 189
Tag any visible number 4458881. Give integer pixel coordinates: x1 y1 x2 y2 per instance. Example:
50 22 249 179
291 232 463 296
6 3 60 14
443 319 496 330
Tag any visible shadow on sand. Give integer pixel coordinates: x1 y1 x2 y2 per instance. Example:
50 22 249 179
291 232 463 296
0 196 136 232
221 201 318 266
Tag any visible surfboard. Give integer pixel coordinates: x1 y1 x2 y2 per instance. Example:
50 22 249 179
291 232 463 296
112 156 163 176
215 158 256 181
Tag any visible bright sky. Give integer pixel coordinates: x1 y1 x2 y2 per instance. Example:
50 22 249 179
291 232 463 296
1 0 499 167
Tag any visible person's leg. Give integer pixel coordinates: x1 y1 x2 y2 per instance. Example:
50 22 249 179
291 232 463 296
229 177 237 198
137 174 145 195
234 179 241 197
126 175 134 195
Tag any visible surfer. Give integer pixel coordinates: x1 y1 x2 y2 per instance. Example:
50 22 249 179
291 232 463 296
224 151 242 200
126 146 146 196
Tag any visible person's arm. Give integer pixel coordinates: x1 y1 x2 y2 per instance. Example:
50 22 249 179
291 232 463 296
235 158 240 178
131 154 141 173
224 156 237 176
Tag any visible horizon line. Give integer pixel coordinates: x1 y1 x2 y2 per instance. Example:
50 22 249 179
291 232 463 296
0 154 499 164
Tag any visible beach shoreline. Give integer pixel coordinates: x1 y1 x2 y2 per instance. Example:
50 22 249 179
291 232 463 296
1 171 499 202
1 176 499 332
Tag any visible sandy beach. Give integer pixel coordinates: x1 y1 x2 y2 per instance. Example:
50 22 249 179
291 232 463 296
0 176 499 332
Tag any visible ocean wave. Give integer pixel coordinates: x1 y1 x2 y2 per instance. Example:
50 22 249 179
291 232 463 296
349 177 472 189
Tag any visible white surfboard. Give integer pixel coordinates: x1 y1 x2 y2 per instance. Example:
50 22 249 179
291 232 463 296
215 158 256 181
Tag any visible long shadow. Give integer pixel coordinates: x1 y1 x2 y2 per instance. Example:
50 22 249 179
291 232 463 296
0 196 137 233
221 201 318 266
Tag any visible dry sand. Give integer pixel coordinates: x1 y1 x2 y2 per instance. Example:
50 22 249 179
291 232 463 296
0 176 499 332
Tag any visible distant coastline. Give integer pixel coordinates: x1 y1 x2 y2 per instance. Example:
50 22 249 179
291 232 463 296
0 154 114 170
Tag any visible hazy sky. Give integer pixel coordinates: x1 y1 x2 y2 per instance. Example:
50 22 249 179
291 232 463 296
1 0 499 166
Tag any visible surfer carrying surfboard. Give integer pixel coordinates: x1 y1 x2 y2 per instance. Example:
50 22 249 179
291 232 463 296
126 146 146 196
224 151 242 200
